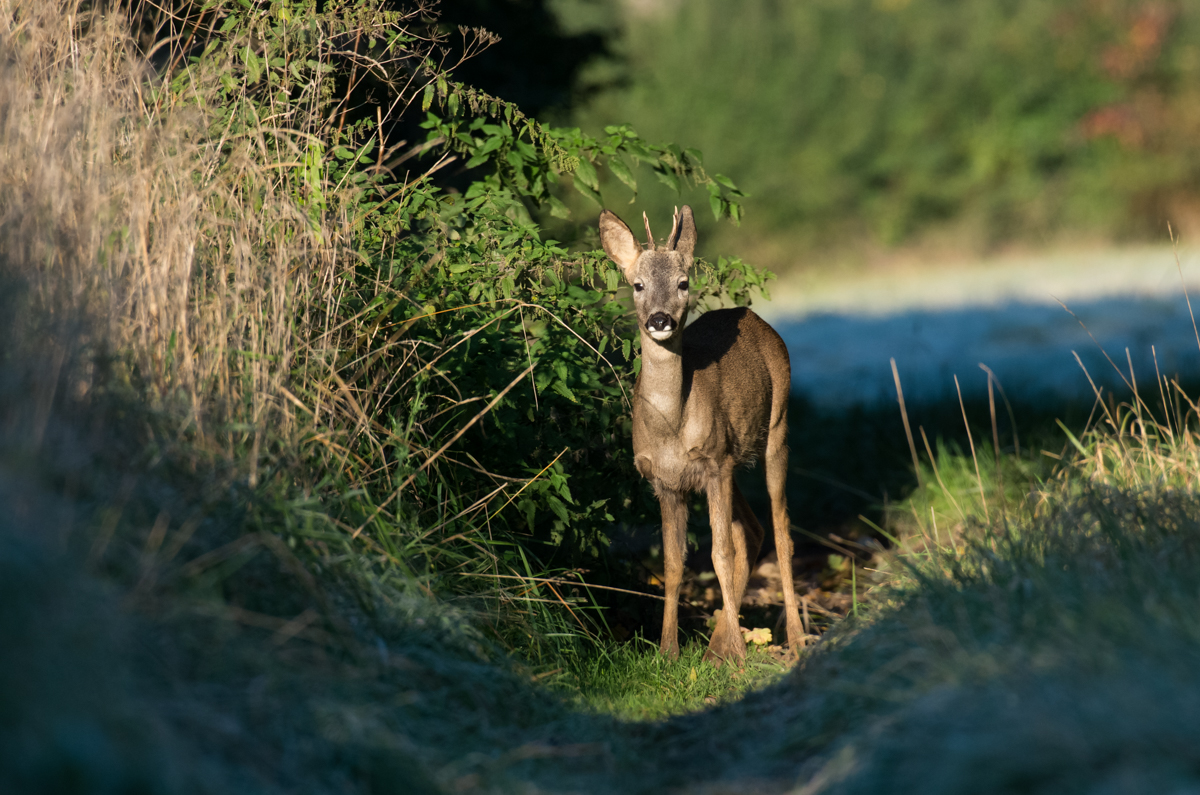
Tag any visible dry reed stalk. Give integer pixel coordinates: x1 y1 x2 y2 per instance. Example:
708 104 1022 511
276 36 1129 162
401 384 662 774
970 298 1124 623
890 358 922 490
0 0 446 482
954 374 989 523
0 1 330 443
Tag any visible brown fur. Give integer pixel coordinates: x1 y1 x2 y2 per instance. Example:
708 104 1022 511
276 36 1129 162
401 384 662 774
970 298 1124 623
599 206 804 664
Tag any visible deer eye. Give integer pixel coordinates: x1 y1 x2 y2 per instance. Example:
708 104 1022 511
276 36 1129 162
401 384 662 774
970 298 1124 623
633 282 644 292
678 279 689 291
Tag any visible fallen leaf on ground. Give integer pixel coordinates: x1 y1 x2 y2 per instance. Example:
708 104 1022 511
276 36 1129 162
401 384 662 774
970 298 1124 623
742 627 772 645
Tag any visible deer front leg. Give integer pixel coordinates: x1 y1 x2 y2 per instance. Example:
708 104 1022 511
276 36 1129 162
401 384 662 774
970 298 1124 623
704 473 747 665
658 488 688 659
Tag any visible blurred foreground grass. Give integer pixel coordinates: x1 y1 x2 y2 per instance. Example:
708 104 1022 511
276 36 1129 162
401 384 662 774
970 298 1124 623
13 354 1200 792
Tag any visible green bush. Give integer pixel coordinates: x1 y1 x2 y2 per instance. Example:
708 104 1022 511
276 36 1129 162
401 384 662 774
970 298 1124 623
0 0 769 658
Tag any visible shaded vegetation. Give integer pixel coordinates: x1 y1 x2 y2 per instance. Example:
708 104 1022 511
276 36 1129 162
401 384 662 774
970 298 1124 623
579 0 1200 253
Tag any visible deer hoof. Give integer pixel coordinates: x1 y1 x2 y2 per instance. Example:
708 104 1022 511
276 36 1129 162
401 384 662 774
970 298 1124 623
703 635 746 667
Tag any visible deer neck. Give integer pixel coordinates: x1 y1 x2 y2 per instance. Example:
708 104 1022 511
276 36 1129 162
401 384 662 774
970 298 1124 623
637 329 686 432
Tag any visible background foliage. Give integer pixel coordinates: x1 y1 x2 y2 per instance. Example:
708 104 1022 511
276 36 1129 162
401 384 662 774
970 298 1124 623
578 0 1200 253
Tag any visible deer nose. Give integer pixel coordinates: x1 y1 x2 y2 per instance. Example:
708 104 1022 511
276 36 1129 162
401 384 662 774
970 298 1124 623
646 312 676 333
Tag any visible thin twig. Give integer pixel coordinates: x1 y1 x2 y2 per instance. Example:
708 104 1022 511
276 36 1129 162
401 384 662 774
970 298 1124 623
488 447 569 521
978 363 1020 458
1055 297 1136 396
1169 222 1200 359
464 573 669 601
353 364 534 538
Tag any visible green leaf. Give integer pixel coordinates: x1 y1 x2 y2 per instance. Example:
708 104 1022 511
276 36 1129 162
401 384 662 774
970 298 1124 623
551 380 578 403
546 495 570 523
241 46 262 83
573 178 603 208
574 157 600 192
547 196 570 219
607 157 637 192
655 168 681 193
506 150 526 174
478 135 504 156
1056 419 1090 456
603 267 620 292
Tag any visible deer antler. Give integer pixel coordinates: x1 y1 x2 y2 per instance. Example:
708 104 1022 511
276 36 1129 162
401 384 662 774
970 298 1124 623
667 206 681 248
643 211 656 250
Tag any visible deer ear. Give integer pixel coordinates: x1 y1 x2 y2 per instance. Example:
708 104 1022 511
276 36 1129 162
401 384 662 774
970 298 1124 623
668 205 696 260
599 209 641 281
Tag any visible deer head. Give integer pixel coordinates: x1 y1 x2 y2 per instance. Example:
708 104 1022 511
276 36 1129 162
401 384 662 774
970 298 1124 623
599 206 697 343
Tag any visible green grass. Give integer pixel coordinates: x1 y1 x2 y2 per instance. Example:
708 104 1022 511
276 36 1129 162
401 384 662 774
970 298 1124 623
684 480 1200 794
14 427 1200 793
893 437 1056 543
558 636 790 721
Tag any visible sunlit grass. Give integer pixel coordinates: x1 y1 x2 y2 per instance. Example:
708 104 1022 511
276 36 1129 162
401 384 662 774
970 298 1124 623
557 636 791 721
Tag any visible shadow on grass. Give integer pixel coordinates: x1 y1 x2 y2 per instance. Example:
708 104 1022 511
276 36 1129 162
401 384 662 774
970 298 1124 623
769 288 1200 542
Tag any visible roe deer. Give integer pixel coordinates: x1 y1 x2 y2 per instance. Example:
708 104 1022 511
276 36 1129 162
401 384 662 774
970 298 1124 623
599 205 803 663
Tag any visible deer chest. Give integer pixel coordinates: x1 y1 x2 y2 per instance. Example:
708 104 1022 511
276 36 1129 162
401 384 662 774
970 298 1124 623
631 419 725 495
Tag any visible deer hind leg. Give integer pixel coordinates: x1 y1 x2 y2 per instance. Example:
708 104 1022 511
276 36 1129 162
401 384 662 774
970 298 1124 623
658 488 688 659
704 473 749 665
732 481 765 595
707 481 764 661
767 410 804 654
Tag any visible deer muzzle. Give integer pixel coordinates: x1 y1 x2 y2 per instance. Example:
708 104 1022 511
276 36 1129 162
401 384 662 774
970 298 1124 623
646 312 678 341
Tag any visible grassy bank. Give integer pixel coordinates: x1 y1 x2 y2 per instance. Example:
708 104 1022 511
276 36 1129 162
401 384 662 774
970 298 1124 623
12 364 1200 792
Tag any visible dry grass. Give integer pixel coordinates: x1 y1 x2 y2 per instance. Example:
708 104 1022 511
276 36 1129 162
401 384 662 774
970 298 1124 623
0 0 626 667
0 0 438 466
